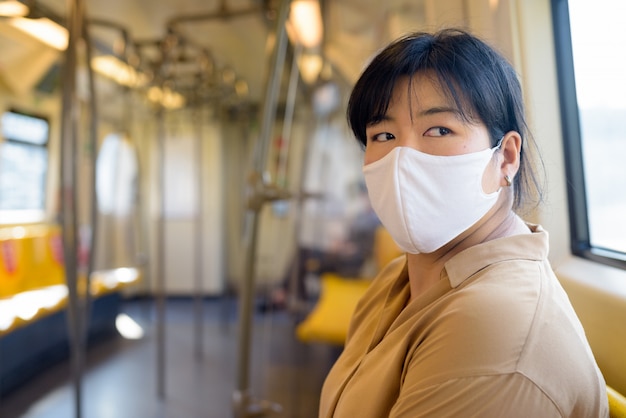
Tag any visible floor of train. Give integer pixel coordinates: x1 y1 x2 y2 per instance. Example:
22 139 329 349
0 297 341 418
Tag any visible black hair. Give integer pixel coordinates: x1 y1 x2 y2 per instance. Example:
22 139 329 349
347 28 544 211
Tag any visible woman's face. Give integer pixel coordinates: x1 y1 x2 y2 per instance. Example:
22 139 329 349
364 73 501 194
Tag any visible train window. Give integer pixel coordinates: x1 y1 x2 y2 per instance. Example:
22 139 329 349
552 0 626 269
0 110 50 223
96 133 137 216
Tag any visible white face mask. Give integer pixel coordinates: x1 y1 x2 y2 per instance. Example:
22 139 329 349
363 145 501 254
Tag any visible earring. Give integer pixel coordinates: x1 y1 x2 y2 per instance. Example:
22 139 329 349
504 175 512 186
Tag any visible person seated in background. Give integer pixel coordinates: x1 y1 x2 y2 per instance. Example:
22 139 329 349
319 28 608 417
262 182 381 311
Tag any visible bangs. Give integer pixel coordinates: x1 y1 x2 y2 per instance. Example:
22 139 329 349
347 62 399 146
348 33 484 147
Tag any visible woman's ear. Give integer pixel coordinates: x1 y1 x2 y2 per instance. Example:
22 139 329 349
499 131 522 187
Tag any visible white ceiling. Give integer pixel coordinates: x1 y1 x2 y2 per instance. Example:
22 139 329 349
1 0 468 105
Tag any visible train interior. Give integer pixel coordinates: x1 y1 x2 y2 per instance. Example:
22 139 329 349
0 0 625 417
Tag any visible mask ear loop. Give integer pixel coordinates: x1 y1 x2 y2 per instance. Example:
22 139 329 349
493 135 505 151
493 136 515 187
492 136 507 192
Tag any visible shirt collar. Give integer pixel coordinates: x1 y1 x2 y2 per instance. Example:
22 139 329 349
443 223 549 288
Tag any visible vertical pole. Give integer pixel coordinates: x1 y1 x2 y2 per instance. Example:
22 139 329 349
276 42 301 188
59 1 87 417
155 108 167 399
83 0 98 333
279 43 302 311
233 0 291 416
194 106 204 360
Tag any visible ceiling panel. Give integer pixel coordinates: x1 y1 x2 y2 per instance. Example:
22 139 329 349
6 0 456 106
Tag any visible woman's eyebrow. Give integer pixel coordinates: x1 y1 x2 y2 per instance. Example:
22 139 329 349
366 115 393 127
366 106 462 128
417 106 463 118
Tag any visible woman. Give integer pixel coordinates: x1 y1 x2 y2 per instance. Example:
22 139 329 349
319 29 608 417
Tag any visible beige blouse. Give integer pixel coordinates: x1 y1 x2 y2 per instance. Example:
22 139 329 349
319 225 608 418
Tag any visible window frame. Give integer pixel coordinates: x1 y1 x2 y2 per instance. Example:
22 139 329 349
551 0 626 270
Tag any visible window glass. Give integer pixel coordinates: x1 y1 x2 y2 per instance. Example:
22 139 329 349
0 111 49 220
96 133 137 216
567 0 626 255
1 111 49 145
0 141 47 210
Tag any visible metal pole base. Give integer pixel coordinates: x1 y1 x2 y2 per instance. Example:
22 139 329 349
232 389 283 418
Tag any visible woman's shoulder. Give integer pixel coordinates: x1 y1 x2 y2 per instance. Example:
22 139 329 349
414 258 596 385
437 263 542 355
441 257 552 347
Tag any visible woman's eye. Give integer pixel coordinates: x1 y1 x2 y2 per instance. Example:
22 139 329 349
424 127 452 137
371 132 395 142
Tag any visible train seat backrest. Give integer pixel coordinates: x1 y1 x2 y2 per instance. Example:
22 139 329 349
0 224 65 298
609 385 626 418
296 226 404 345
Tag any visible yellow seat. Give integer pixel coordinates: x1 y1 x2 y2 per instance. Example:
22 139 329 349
0 224 65 298
609 385 626 418
295 226 403 345
296 274 371 345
